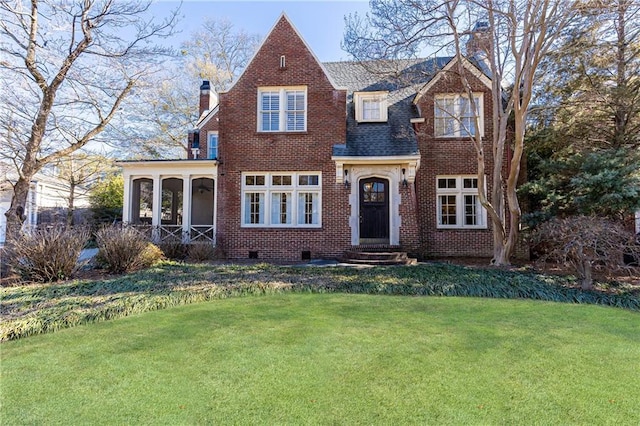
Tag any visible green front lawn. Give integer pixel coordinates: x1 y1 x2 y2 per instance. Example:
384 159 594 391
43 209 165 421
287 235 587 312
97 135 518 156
2 293 639 424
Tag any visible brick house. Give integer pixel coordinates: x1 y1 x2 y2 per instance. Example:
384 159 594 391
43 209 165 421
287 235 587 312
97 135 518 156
120 14 505 262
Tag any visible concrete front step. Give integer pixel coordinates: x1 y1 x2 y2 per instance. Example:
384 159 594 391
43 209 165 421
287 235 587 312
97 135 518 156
341 250 417 266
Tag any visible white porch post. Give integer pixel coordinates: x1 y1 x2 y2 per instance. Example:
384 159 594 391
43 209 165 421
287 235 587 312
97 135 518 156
213 175 218 245
182 174 191 243
152 174 162 242
122 172 131 223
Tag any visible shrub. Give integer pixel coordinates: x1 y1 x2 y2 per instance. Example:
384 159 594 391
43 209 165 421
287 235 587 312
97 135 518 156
158 238 188 260
138 243 165 269
95 225 163 274
89 174 123 225
532 216 640 290
8 227 90 282
187 242 217 262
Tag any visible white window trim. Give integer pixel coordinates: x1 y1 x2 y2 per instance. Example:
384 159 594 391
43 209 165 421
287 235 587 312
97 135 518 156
436 175 487 229
354 91 388 123
257 86 307 132
434 93 484 138
207 131 218 159
241 172 322 228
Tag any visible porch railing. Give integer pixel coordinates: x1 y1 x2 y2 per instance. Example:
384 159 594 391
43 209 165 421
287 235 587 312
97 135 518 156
129 224 214 244
158 225 183 242
190 225 215 243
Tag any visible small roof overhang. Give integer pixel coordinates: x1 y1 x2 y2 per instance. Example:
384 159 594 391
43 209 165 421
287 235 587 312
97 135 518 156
117 159 218 177
331 154 421 184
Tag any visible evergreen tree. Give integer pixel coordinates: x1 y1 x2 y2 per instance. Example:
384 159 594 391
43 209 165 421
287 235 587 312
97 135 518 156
524 0 640 223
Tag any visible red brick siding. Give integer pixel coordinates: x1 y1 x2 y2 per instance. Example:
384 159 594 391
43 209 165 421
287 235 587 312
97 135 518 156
215 16 350 261
187 111 220 160
199 112 220 160
413 67 502 258
399 185 421 255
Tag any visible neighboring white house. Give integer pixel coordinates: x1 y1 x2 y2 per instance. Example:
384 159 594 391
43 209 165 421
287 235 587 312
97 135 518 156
0 163 90 244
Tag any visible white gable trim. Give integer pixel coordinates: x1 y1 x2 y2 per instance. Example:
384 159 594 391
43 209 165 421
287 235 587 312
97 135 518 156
196 105 219 129
223 13 345 94
413 56 492 105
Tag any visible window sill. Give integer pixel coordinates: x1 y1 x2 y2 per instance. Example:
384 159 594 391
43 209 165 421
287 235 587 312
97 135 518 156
240 225 323 230
256 131 308 135
434 135 481 139
436 226 488 230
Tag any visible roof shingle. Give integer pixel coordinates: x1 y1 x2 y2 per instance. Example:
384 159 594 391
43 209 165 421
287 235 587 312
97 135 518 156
324 57 452 157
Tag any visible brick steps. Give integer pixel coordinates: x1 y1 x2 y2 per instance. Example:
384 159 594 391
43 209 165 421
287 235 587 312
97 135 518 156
341 249 417 266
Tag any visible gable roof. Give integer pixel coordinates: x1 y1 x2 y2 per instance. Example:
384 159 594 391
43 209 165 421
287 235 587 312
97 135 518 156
196 14 496 159
223 13 343 94
413 55 492 105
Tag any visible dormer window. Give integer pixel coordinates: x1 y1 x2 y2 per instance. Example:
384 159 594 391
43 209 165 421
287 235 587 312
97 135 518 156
354 91 388 123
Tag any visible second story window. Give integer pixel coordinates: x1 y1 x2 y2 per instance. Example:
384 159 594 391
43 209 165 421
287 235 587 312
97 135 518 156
207 132 218 159
434 93 484 138
354 91 388 123
258 87 307 132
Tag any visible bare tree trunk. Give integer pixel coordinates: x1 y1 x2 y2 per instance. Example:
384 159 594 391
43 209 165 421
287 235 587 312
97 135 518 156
613 0 629 148
1 0 176 239
67 179 76 226
581 260 594 290
5 172 35 241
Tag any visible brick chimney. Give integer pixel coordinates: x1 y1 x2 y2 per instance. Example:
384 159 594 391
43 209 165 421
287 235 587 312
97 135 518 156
199 80 218 116
466 22 492 59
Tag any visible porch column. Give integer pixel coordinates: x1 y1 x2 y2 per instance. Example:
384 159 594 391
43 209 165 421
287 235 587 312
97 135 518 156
213 176 218 245
122 172 131 223
182 174 191 243
152 174 162 241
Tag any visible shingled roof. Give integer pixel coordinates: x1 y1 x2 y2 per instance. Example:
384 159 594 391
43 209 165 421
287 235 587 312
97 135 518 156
324 57 452 158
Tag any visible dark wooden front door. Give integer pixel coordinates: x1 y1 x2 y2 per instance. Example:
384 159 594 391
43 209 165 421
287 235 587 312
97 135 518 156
359 178 389 242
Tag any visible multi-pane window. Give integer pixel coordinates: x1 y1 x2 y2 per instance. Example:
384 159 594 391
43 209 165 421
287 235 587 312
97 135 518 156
298 193 319 225
363 99 381 120
354 91 388 123
271 193 291 225
436 176 486 229
258 87 307 132
242 172 321 227
362 181 385 202
245 192 264 225
434 94 483 137
207 132 218 159
260 91 280 131
286 90 305 131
